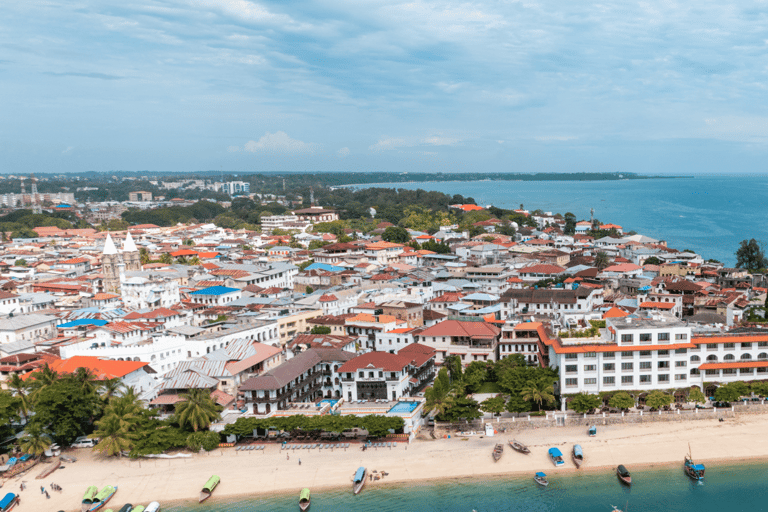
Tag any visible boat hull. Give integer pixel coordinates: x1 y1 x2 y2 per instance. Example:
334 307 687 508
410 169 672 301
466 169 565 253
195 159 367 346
88 486 117 512
508 440 530 454
299 501 310 511
572 455 583 468
353 468 367 495
684 456 704 481
534 477 548 487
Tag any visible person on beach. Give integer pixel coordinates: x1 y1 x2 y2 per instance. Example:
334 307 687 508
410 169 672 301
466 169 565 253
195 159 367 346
298 458 301 465
287 454 289 460
40 486 44 494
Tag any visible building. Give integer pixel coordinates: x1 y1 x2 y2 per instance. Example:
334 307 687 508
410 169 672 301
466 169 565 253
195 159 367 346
292 207 339 223
188 286 242 306
338 343 436 401
102 232 142 293
128 191 153 202
220 181 250 196
414 319 501 365
499 322 546 365
0 314 58 344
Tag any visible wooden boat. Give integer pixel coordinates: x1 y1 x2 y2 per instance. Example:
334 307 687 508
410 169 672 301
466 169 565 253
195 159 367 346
588 425 597 437
572 444 584 468
82 486 99 512
616 464 632 485
534 472 548 487
548 447 565 467
492 443 504 462
299 488 311 511
352 467 367 495
88 486 117 512
118 505 132 512
684 455 705 481
145 502 160 512
0 493 19 512
508 439 530 454
132 507 145 512
199 475 220 503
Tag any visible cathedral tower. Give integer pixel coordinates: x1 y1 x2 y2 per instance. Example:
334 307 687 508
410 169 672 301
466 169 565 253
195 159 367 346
102 233 120 293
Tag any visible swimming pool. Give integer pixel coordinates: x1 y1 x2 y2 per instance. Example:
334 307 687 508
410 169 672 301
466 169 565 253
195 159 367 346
388 401 420 414
317 399 339 407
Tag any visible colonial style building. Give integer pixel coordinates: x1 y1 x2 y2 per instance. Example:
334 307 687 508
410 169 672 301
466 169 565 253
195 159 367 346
102 232 141 293
414 319 501 365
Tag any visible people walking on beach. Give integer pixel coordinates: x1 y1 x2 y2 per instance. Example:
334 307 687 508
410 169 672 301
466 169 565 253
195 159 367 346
298 458 301 465
45 491 49 499
287 454 289 460
40 486 44 494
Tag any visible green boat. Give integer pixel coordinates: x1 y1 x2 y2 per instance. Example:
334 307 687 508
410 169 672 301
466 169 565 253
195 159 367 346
82 486 99 512
299 488 311 511
132 507 145 512
199 475 220 503
89 486 117 512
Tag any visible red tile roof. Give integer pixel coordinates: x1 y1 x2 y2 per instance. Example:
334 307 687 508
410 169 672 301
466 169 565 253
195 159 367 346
47 356 150 379
639 302 676 310
418 320 500 339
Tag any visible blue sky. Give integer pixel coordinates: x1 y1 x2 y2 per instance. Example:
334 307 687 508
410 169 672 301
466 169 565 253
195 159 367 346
3 1 768 174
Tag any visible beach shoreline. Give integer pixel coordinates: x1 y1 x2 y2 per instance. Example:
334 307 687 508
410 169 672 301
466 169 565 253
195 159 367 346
9 413 768 511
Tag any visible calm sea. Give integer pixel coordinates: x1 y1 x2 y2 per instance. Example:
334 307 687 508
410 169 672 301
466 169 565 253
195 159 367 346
164 461 768 512
354 175 768 266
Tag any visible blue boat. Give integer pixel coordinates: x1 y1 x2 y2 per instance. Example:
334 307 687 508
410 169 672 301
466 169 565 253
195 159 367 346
534 471 548 486
684 455 705 481
548 448 565 467
588 425 597 437
0 493 19 512
353 467 367 494
572 444 584 468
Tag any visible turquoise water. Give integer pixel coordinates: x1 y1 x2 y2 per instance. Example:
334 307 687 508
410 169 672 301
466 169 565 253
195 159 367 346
388 401 419 413
358 175 768 266
163 461 768 512
317 399 339 407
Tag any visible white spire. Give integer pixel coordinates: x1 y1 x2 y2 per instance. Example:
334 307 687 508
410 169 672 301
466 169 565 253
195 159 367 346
123 231 138 253
103 233 118 255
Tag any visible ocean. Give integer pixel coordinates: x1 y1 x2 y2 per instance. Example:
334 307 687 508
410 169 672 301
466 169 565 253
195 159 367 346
164 461 768 512
351 175 768 266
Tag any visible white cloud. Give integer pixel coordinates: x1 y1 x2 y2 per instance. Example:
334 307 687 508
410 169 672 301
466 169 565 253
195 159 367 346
699 116 768 143
243 131 317 154
369 134 462 151
337 147 350 157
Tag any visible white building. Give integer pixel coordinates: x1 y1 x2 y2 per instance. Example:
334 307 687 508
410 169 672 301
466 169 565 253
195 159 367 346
121 275 181 310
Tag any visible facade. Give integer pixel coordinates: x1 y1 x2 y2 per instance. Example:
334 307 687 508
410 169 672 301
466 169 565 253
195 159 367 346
121 276 181 310
189 286 242 306
128 191 153 202
102 232 142 293
0 314 58 344
499 322 545 365
292 207 339 223
414 319 501 365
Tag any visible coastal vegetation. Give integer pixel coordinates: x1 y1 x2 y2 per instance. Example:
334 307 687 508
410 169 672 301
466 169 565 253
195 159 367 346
735 238 768 271
223 414 405 439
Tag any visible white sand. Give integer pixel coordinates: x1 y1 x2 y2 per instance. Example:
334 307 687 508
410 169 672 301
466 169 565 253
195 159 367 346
9 414 768 511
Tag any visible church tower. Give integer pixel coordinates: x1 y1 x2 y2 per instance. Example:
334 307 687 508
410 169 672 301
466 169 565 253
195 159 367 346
102 233 120 293
122 232 141 272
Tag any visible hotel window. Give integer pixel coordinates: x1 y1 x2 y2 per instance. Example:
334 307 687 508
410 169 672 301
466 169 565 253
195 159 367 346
584 365 596 372
741 343 752 349
724 343 735 350
676 361 687 367
705 369 719 376
658 361 670 369
658 374 670 383
584 352 596 358
675 374 687 381
565 378 578 387
706 343 718 350
621 362 633 371
565 354 578 360
640 350 652 358
759 342 768 348
640 375 652 383
622 352 634 359
584 378 597 385
621 376 633 385
658 350 669 357
639 361 651 369
603 376 615 385
604 352 615 358
675 348 687 354
676 333 688 340
621 334 633 344
658 332 670 341
723 368 737 375
604 363 615 371
639 333 652 343
566 365 578 373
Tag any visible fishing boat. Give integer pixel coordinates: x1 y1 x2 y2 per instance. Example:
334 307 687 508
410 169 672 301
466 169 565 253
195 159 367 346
492 443 504 462
534 472 548 487
82 486 99 512
684 455 705 481
508 439 530 454
548 447 565 467
88 486 117 512
118 505 132 512
132 507 145 512
199 475 220 503
572 444 584 468
0 493 19 512
588 425 597 437
616 464 632 485
299 488 311 511
145 503 160 512
353 467 367 495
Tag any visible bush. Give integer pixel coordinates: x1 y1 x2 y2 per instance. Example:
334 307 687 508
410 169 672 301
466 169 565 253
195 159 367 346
186 431 221 452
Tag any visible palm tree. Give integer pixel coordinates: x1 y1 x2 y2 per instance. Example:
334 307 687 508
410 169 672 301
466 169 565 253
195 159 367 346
174 389 222 432
92 394 143 456
188 256 201 265
19 424 52 457
73 367 99 395
159 253 172 264
7 374 32 423
139 248 151 265
29 363 58 400
100 378 123 402
521 377 555 410
594 251 610 270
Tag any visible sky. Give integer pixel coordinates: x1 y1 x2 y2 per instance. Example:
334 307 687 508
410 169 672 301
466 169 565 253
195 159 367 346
3 1 768 175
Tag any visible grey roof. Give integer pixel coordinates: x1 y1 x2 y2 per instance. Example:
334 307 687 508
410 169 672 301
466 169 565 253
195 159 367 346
500 288 594 304
0 314 58 331
167 325 206 336
687 312 727 325
240 347 354 391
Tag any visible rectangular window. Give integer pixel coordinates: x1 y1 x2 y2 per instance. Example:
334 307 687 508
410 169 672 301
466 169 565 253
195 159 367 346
604 351 615 358
584 365 596 372
621 376 633 385
565 354 578 360
584 352 597 358
604 363 615 371
675 360 687 367
565 378 578 387
603 376 615 385
723 368 737 375
584 378 597 385
676 333 688 340
705 369 719 376
675 374 687 381
675 348 687 354
658 374 670 383
622 352 634 359
707 343 718 350
759 342 768 348
621 334 633 344
658 350 669 356
640 361 651 369
741 342 752 349
621 362 633 371
640 350 652 357
724 343 735 350
658 332 670 341
640 374 652 383
640 333 652 342
658 361 670 369
566 365 578 373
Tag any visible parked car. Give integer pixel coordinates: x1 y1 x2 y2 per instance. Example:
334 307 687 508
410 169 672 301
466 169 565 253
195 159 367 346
71 437 96 448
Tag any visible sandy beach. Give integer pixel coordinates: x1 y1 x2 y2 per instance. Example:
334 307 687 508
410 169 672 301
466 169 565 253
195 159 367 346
9 414 768 511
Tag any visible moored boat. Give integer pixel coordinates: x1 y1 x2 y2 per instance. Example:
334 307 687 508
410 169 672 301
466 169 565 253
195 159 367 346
548 447 565 467
145 501 160 512
132 507 145 512
118 505 132 512
353 467 367 494
492 443 504 462
299 488 311 511
88 486 117 512
616 464 631 485
588 425 597 437
684 455 705 481
572 444 584 468
82 486 99 512
534 472 548 487
199 475 220 503
0 493 19 512
508 439 530 454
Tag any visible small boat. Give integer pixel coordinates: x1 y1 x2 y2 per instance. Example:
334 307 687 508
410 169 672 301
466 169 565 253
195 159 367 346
132 507 145 512
82 486 99 512
572 444 584 468
684 455 705 481
299 488 311 511
588 425 597 437
616 464 632 485
353 467 367 495
145 502 160 512
534 472 549 487
492 443 504 462
548 447 565 467
118 505 132 512
508 439 530 454
612 502 628 512
199 475 220 503
0 493 19 512
88 486 117 512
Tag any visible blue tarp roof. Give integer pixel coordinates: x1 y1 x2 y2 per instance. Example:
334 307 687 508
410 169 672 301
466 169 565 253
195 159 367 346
0 493 16 509
58 319 108 328
190 286 239 296
573 444 583 457
535 472 546 477
693 464 705 471
354 467 366 482
305 263 345 272
548 448 562 457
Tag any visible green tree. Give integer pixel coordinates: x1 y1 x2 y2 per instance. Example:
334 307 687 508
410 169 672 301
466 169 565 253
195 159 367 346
644 390 673 410
73 367 99 395
462 361 489 393
186 431 221 451
569 393 601 413
7 373 32 423
29 372 102 445
298 260 314 271
305 286 314 294
594 251 610 270
643 256 662 266
14 259 27 267
608 391 635 410
174 389 222 432
100 378 124 402
139 247 151 265
521 377 555 410
441 396 482 422
480 395 507 416
443 355 463 386
0 391 21 442
310 325 331 335
159 253 173 264
735 239 768 270
714 382 749 403
563 212 576 235
19 423 52 457
91 394 143 457
688 387 706 403
381 226 410 243
424 368 455 418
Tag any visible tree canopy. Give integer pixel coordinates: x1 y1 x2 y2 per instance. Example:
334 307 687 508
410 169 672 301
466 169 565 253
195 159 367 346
735 239 768 271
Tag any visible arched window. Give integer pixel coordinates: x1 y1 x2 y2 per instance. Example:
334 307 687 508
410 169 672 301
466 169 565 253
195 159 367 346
741 353 753 360
690 368 700 375
759 353 768 361
691 355 700 362
706 355 718 362
724 354 735 361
